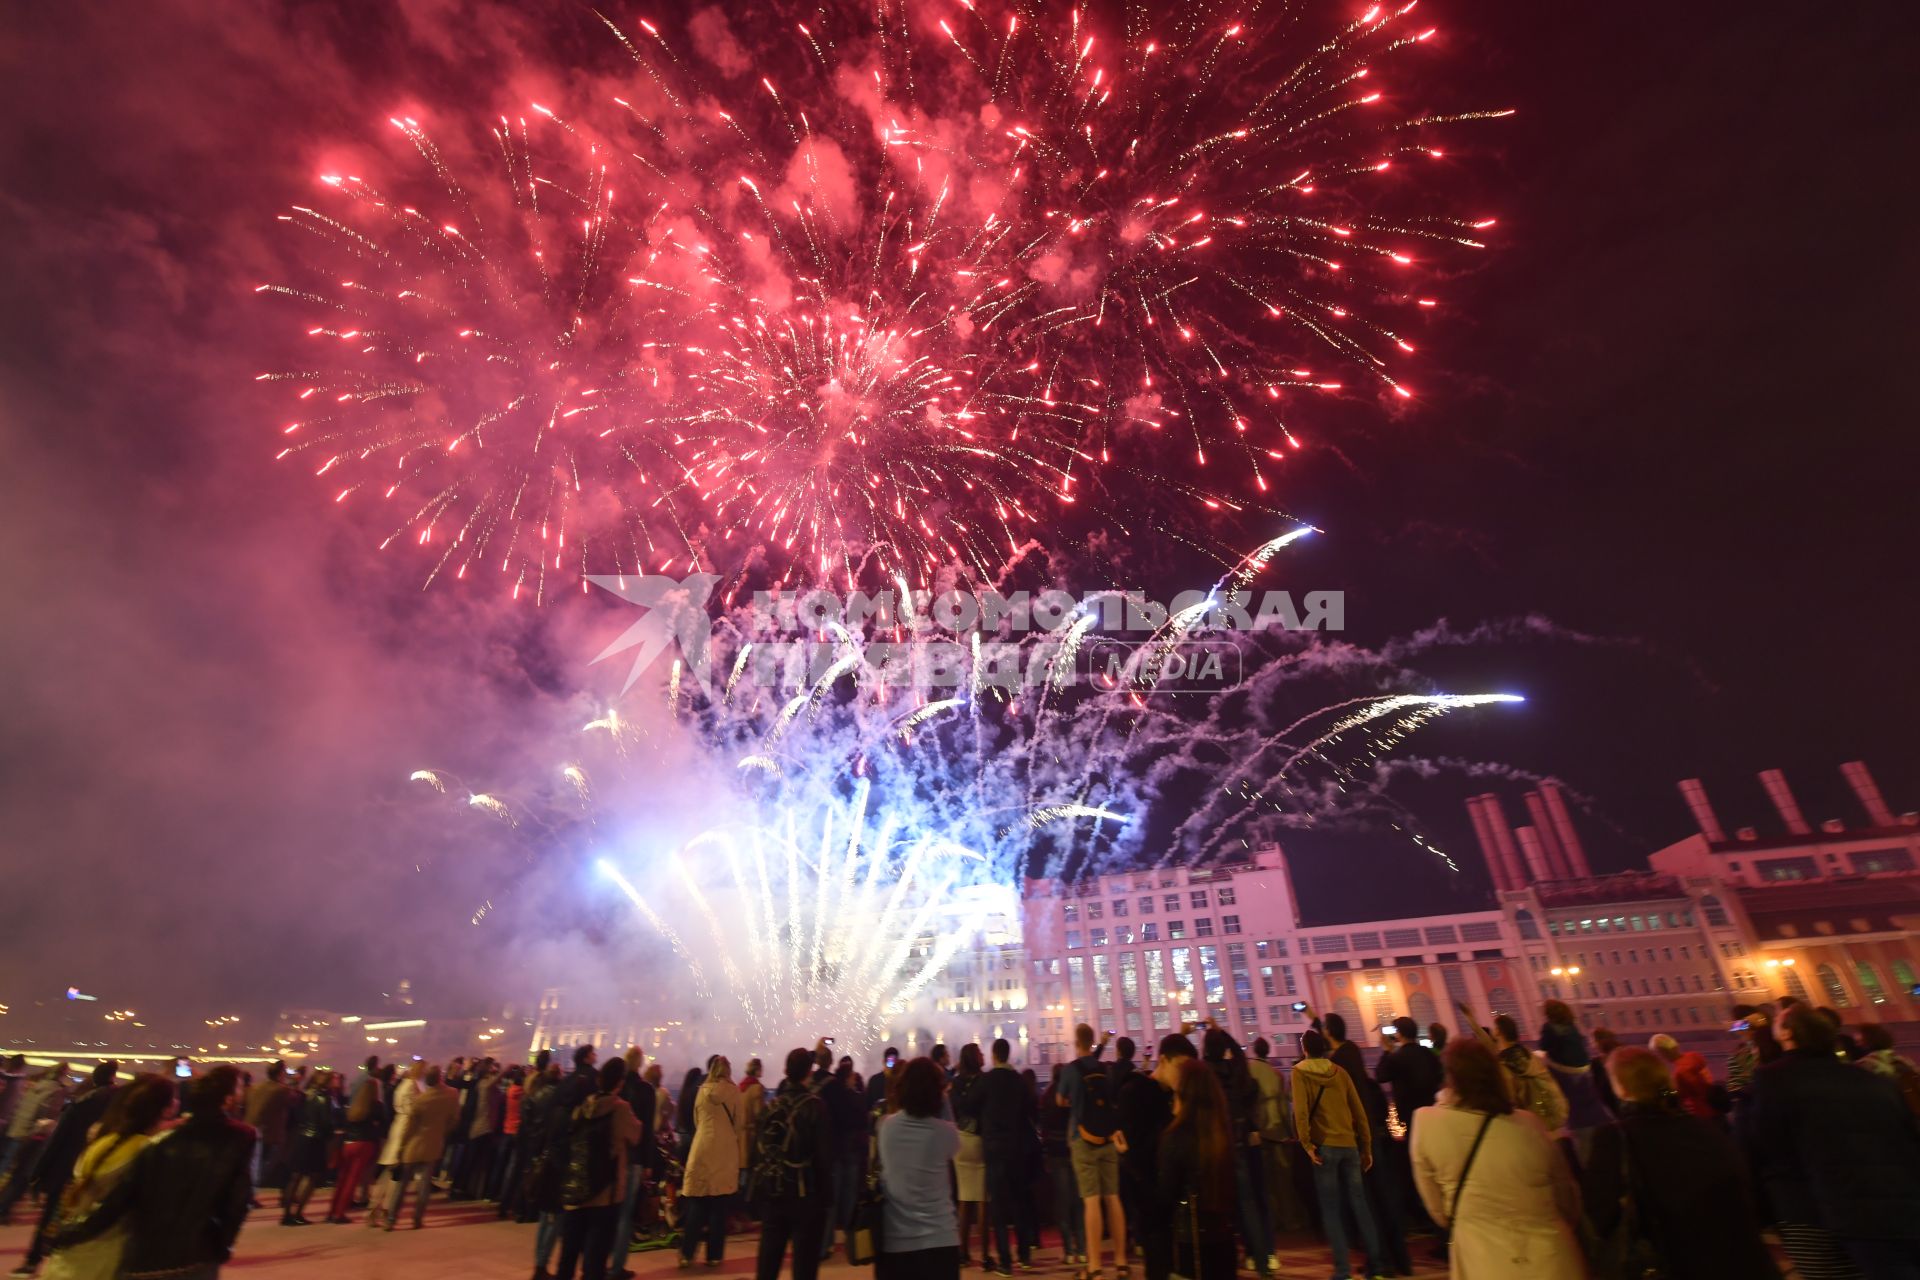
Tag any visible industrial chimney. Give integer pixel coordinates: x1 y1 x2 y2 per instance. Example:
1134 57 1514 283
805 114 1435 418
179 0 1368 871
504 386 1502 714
1515 825 1555 884
1539 779 1594 879
1841 761 1897 829
1678 778 1726 843
1466 797 1511 892
1523 792 1574 880
1480 794 1529 890
1759 768 1812 836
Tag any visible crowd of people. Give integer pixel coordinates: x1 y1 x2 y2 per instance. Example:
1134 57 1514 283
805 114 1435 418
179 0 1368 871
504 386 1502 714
2 993 1919 1279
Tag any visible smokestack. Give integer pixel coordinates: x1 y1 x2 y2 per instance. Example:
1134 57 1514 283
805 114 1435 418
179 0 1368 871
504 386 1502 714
1678 778 1725 843
1466 797 1511 891
1523 791 1574 880
1539 780 1593 879
1515 825 1555 884
1758 768 1811 835
1842 761 1897 828
1479 794 1529 892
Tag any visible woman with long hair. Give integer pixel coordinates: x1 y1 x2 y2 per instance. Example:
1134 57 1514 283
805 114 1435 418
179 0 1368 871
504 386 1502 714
1157 1058 1240 1280
40 1073 174 1280
678 1055 742 1269
1202 1027 1274 1279
1538 1000 1611 1165
281 1068 338 1226
1410 1040 1583 1279
950 1042 991 1266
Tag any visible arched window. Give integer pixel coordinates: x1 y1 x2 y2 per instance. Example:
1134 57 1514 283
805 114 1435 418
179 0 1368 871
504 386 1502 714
1856 963 1888 1005
1817 964 1852 1008
1334 996 1363 1037
1486 987 1516 1016
1409 990 1438 1030
1515 909 1540 940
1892 958 1918 990
1701 896 1729 927
1782 967 1810 1002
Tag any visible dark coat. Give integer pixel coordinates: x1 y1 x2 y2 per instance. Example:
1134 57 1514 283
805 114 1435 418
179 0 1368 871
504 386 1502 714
1583 1102 1779 1279
51 1115 255 1278
29 1083 117 1192
1375 1042 1444 1122
1738 1048 1920 1239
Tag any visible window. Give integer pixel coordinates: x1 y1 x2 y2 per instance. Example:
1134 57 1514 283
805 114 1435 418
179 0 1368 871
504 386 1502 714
1269 1005 1286 1023
1853 849 1916 875
1628 950 1639 963
1194 918 1215 938
1222 914 1242 935
1631 915 1645 931
1857 963 1889 1005
1146 951 1168 1007
1191 890 1210 909
1663 947 1674 962
1199 946 1225 1006
1657 977 1668 993
1063 904 1079 924
1679 946 1690 960
1139 897 1156 914
1612 951 1622 965
1217 886 1237 906
1091 928 1107 947
1086 900 1104 920
1112 899 1128 918
1114 924 1133 945
1605 981 1617 997
1140 923 1159 943
1818 963 1852 1008
1516 909 1540 940
1893 958 1918 989
1783 966 1810 1002
1066 931 1082 949
1261 966 1279 997
1164 895 1181 913
1169 920 1187 940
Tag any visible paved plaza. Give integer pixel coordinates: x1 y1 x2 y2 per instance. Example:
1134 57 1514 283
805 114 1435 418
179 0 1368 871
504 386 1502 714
0 1202 1458 1279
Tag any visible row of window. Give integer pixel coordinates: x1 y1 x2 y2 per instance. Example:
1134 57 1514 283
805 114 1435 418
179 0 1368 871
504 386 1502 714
1548 900 1725 936
1064 887 1236 924
1065 915 1245 947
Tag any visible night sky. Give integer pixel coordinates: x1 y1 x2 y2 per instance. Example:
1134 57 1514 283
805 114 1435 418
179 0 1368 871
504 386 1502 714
1 1 1915 1027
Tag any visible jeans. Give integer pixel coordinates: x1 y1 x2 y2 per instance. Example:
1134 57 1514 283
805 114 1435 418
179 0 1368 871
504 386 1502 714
557 1203 619 1280
1311 1145 1384 1280
536 1210 562 1269
1049 1154 1086 1255
1234 1143 1274 1269
822 1156 861 1258
252 1138 284 1190
987 1146 1035 1265
495 1132 528 1217
755 1195 828 1280
679 1193 728 1263
328 1141 377 1220
608 1163 644 1275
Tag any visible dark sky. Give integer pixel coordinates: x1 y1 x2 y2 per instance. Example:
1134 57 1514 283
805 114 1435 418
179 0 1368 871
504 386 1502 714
1 1 1915 1029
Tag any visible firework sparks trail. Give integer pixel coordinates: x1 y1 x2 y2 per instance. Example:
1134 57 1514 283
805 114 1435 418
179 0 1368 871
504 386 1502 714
422 533 1524 1048
263 2 1506 599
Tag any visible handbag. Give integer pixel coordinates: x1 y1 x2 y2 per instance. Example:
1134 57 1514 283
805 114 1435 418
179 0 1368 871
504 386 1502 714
1586 1130 1667 1279
1439 1113 1496 1245
847 1138 884 1265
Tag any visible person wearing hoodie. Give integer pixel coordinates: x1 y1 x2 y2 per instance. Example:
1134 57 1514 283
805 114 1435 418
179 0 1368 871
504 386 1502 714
1292 1031 1386 1280
556 1057 641 1280
1648 1034 1716 1122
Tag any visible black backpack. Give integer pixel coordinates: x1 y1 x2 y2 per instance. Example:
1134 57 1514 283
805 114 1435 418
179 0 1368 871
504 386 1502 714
748 1087 821 1201
1074 1057 1118 1144
562 1099 617 1207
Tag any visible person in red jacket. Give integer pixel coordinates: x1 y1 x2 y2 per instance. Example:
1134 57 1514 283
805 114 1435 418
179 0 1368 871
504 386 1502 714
1649 1034 1716 1120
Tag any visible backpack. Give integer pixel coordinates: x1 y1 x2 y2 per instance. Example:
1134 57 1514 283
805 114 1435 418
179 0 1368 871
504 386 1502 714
1073 1058 1119 1145
1505 1053 1570 1131
562 1099 617 1208
748 1087 821 1201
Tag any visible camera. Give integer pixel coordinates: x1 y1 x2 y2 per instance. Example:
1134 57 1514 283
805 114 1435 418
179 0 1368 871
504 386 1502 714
1290 1001 1308 1013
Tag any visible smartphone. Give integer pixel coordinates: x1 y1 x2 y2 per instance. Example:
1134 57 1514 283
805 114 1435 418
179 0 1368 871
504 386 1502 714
1379 1024 1398 1037
1290 1001 1308 1013
824 1037 834 1046
884 1049 899 1066
173 1057 192 1080
1730 1019 1751 1033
